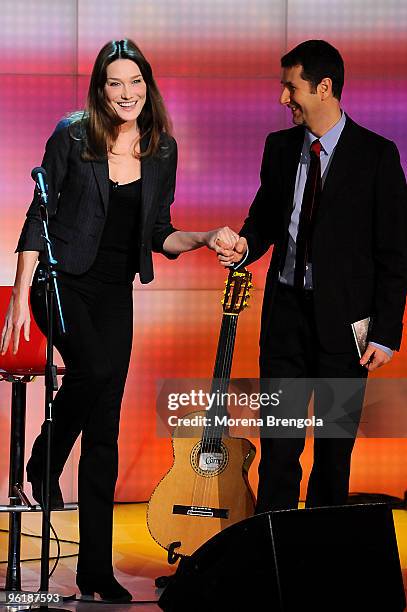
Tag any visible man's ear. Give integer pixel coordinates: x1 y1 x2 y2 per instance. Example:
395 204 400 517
318 77 332 99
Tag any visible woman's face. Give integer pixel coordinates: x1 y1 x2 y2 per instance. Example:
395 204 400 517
104 59 147 123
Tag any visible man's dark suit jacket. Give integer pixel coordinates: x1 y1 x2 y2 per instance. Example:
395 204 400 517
239 116 407 353
16 121 178 284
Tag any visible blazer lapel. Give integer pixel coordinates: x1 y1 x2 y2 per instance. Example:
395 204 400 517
140 134 159 225
282 126 304 229
317 116 360 224
91 159 109 215
90 133 160 218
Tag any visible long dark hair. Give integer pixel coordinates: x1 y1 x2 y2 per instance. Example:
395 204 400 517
70 39 172 159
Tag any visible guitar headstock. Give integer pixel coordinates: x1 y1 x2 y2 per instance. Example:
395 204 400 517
221 268 253 315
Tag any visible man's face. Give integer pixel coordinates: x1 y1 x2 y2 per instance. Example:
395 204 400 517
280 65 321 128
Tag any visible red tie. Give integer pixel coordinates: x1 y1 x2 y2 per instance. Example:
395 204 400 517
294 139 322 289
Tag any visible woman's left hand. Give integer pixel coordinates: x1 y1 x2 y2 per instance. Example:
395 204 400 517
205 227 239 251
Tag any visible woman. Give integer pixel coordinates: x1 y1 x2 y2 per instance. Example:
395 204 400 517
0 39 237 602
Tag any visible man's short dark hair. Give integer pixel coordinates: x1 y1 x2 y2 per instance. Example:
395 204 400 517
281 40 344 100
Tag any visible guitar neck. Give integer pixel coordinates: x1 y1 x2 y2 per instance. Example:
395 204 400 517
202 314 238 447
212 313 238 383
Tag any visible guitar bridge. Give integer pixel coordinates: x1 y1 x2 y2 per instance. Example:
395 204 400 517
173 504 229 519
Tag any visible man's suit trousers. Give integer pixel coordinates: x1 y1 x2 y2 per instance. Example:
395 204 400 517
257 282 368 512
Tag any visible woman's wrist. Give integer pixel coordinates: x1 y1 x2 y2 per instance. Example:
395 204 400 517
199 232 210 247
12 284 30 299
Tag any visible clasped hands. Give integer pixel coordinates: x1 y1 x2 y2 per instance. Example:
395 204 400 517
208 227 247 267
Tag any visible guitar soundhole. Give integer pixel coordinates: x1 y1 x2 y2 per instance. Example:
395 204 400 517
190 441 229 477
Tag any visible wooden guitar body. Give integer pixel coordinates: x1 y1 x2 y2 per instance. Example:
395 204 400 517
147 411 256 557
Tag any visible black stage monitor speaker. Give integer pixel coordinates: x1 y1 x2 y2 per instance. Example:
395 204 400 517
158 503 406 612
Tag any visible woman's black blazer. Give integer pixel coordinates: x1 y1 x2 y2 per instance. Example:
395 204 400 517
16 120 178 283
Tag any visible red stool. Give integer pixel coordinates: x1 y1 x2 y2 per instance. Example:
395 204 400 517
0 286 75 593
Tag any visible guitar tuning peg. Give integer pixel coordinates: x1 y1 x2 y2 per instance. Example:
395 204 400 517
248 282 253 288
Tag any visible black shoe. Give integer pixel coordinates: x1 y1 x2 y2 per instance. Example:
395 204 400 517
76 574 132 603
26 469 64 510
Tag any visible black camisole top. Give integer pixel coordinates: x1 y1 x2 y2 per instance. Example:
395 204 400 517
87 178 142 284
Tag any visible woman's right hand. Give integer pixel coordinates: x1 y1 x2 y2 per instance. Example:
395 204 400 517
0 290 31 355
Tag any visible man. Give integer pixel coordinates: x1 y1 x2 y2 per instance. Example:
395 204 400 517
217 40 407 512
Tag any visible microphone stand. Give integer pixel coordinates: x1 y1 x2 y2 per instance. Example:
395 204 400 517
32 172 70 612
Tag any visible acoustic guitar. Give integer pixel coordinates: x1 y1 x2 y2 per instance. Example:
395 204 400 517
147 268 256 558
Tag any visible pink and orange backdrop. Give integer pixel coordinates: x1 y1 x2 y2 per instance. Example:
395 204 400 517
0 0 406 502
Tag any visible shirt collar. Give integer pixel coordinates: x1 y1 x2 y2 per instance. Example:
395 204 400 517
305 111 346 156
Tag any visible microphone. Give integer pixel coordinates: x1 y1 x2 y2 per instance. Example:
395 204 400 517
31 166 48 206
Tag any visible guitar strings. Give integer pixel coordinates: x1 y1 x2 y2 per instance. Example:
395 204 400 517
191 314 230 508
191 272 247 515
206 315 238 511
198 314 237 510
191 315 230 508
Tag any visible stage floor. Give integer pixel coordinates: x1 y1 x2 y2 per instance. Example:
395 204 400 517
1 502 406 610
